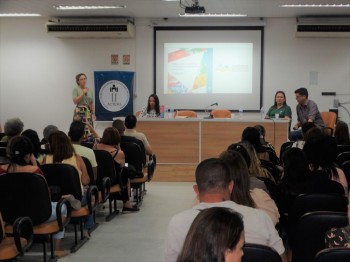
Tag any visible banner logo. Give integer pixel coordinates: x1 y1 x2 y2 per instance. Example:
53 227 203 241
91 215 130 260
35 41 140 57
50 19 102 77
99 80 130 112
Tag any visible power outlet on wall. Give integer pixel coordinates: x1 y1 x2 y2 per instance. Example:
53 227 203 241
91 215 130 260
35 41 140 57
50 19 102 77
333 99 340 108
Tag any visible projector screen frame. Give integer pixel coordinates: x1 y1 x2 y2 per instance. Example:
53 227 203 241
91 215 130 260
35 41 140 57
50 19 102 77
153 26 264 112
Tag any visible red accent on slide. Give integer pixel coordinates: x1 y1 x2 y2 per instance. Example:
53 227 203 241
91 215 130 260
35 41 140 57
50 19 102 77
168 50 190 62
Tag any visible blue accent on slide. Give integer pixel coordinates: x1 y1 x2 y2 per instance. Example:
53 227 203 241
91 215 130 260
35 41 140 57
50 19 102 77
203 48 213 94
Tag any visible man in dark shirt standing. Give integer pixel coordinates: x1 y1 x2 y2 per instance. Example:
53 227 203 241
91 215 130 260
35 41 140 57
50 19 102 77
289 87 325 141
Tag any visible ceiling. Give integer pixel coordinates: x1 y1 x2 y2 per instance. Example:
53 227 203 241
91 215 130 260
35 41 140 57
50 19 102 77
1 0 350 19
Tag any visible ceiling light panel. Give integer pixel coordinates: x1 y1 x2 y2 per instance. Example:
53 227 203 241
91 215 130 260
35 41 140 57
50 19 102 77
54 5 126 10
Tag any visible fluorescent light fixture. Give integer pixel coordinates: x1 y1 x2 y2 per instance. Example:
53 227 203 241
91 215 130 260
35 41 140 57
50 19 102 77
55 5 126 10
179 13 247 17
0 13 41 17
281 4 350 8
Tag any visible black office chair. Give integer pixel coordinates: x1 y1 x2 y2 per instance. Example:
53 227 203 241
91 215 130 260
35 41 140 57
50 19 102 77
314 247 350 262
288 194 348 249
0 172 71 261
280 141 293 160
292 211 348 262
243 243 282 262
94 150 123 221
0 213 33 261
261 145 281 166
336 152 350 166
336 144 350 156
260 159 279 182
40 163 98 252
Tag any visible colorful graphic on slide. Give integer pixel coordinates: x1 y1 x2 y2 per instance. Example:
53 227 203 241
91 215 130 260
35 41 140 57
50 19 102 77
167 48 213 94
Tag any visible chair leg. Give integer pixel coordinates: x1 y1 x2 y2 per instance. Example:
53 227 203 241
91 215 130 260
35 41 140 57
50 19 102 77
43 241 47 262
50 234 54 259
105 194 119 221
80 219 84 240
74 223 78 245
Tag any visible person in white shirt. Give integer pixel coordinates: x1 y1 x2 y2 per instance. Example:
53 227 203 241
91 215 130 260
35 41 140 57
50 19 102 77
165 158 287 262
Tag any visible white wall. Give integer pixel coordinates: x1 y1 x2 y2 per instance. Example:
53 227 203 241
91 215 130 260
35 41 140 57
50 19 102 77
1 17 350 137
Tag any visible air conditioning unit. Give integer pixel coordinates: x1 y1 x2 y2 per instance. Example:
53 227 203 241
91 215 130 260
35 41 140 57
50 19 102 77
46 18 135 38
296 16 350 37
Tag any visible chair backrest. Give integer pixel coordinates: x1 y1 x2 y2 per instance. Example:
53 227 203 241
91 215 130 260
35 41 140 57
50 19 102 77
279 141 293 160
93 150 119 187
288 193 347 248
320 112 337 136
257 176 279 204
0 142 7 148
0 173 52 225
174 110 197 118
336 151 350 166
243 243 282 262
121 136 146 166
82 156 96 186
120 142 144 174
260 159 279 182
0 147 7 158
40 163 83 201
336 145 350 156
314 247 350 262
210 109 231 118
292 211 348 262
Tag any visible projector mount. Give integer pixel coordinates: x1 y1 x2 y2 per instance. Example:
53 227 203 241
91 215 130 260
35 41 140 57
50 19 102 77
180 0 206 14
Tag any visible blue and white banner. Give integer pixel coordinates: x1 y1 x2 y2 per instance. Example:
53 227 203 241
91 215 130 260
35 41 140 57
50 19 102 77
94 71 134 121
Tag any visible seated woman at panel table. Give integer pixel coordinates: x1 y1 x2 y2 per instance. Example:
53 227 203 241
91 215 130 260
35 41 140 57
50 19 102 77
265 91 292 120
139 94 160 118
0 136 69 257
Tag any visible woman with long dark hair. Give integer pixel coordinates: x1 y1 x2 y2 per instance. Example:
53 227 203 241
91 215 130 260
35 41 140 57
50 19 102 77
177 207 245 262
0 136 68 257
140 94 160 118
220 150 280 225
265 91 292 119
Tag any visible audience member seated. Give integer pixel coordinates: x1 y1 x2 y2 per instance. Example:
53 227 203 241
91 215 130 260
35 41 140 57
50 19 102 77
41 124 59 144
241 141 274 182
43 131 94 237
69 121 98 181
22 129 44 164
139 94 160 118
0 118 24 142
303 134 348 195
220 150 280 225
254 124 276 152
228 143 268 192
242 127 270 161
177 207 245 262
291 122 316 149
334 120 350 146
94 127 139 212
112 119 146 163
0 136 68 257
124 115 154 157
325 196 350 248
165 158 287 262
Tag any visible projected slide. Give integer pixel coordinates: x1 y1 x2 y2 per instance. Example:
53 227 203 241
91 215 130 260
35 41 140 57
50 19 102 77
165 43 253 94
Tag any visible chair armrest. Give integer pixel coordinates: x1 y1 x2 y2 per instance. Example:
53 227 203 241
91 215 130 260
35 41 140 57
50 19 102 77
56 198 72 230
12 216 33 256
86 185 99 213
100 177 111 203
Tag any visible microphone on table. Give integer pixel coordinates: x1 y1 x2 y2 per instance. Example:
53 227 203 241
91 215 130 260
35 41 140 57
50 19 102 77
204 102 218 118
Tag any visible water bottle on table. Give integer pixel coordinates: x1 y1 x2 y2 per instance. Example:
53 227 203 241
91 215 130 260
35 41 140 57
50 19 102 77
239 108 243 119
